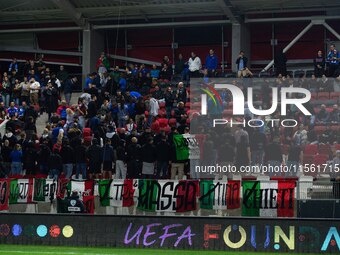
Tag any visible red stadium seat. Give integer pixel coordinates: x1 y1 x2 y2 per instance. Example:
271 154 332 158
317 92 329 100
330 92 340 101
335 144 340 151
159 102 166 109
311 92 317 100
314 125 326 135
303 154 314 165
162 126 171 134
313 154 328 165
158 118 168 128
151 121 160 134
169 118 177 127
326 107 333 113
83 128 91 138
318 144 332 156
158 109 166 117
185 102 191 109
304 144 318 155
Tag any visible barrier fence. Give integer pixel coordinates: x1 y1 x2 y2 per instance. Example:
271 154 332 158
1 177 340 218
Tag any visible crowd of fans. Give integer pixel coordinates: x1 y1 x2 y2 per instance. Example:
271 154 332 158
0 45 339 181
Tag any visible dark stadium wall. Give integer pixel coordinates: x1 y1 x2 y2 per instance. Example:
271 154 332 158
0 214 340 253
1 20 340 68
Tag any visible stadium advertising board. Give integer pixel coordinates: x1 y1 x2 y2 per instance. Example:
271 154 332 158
0 214 339 253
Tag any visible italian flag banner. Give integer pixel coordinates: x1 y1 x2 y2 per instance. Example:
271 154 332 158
173 134 189 161
98 179 135 207
137 179 199 212
242 180 295 217
67 180 94 200
199 180 241 210
156 180 179 212
176 180 199 212
56 178 69 199
0 179 10 211
33 178 57 202
9 178 34 204
137 179 159 212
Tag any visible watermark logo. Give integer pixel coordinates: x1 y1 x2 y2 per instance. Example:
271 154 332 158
201 84 311 116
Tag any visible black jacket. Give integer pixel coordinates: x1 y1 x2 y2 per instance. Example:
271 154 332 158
127 143 141 161
155 141 171 161
236 56 248 70
60 145 75 164
86 144 103 164
140 143 157 163
75 144 87 163
48 153 63 171
87 101 97 119
38 144 51 165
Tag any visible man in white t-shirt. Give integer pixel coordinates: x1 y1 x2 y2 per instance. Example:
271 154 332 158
188 52 201 78
29 78 40 105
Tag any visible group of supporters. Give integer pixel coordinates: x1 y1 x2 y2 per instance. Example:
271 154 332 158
0 45 339 180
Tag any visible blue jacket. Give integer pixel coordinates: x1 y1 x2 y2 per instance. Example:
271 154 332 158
9 63 18 72
327 50 340 65
85 77 93 89
64 79 74 94
10 150 22 163
205 54 218 70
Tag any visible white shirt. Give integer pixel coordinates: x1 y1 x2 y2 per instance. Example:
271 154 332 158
149 97 160 117
188 56 201 72
48 78 61 88
30 81 40 94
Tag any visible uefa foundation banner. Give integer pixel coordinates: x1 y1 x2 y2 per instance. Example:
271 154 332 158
188 77 339 178
0 214 340 253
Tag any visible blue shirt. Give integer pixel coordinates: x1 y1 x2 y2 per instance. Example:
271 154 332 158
205 54 218 70
18 107 25 117
238 59 244 70
10 150 22 162
119 78 127 92
7 107 18 117
327 50 340 65
150 69 160 78
85 77 93 89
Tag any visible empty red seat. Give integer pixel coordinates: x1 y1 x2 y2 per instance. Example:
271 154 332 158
83 128 91 138
335 144 340 150
311 92 317 100
304 144 318 155
169 118 177 127
313 154 328 165
151 121 160 134
158 118 168 128
303 154 314 165
317 92 329 100
318 144 332 156
158 109 166 117
330 92 340 101
159 102 166 108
